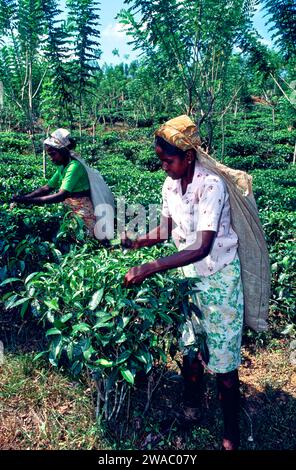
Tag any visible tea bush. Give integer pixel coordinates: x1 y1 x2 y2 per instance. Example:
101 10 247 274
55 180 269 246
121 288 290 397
260 210 296 319
1 110 295 422
0 132 32 152
252 168 296 212
2 243 199 419
224 135 266 157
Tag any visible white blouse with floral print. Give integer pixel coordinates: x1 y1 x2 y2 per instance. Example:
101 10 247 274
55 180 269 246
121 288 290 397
161 161 239 276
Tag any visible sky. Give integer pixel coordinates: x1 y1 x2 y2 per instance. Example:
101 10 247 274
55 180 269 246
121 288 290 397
60 0 273 65
99 0 274 63
97 0 139 64
59 0 139 64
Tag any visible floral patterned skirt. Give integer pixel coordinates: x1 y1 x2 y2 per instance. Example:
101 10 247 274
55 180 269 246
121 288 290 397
179 253 244 374
63 196 96 238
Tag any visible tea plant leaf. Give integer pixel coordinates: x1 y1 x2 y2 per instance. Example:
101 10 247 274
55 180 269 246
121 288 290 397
95 358 114 367
5 294 19 310
153 346 167 363
120 368 135 385
44 299 59 311
67 343 74 361
134 353 148 364
116 350 132 365
281 324 295 335
72 323 91 334
118 316 132 329
20 299 30 318
88 288 104 311
49 337 63 366
0 277 22 286
158 311 172 324
93 318 114 329
71 361 84 376
83 346 95 361
4 296 29 311
33 351 48 362
25 272 40 284
60 313 73 324
46 328 62 336
116 333 128 344
8 297 30 310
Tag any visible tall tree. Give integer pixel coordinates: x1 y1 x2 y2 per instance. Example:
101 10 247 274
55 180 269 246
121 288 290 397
66 0 101 133
16 0 44 135
0 0 45 140
40 0 73 127
263 0 296 61
118 0 259 150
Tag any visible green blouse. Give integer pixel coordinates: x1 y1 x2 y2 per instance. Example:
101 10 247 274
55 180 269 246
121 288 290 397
48 159 89 193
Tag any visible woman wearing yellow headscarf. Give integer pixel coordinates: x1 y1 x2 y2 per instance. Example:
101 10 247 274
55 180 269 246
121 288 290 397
122 115 270 450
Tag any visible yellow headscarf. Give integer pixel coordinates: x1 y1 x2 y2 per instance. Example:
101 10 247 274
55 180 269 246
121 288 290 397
155 114 252 196
155 114 202 150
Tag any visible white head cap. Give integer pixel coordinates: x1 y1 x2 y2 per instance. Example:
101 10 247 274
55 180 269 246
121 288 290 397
44 128 71 149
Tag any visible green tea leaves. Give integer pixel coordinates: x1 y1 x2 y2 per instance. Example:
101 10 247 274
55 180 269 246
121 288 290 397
88 288 105 311
46 328 62 336
72 323 92 334
120 368 135 385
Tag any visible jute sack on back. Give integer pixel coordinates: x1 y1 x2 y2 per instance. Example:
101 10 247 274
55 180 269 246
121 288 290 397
199 149 271 332
71 152 115 240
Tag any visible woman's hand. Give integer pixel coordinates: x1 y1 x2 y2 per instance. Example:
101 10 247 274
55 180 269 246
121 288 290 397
11 194 29 203
124 263 154 287
120 231 139 250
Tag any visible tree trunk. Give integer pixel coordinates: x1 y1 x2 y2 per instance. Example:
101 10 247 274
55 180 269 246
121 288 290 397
43 127 50 178
221 114 225 163
43 147 47 178
28 59 36 156
92 121 96 144
0 81 3 110
234 101 238 118
187 86 193 115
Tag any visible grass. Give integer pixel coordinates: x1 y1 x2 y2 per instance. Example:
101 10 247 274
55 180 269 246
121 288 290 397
238 340 296 450
1 317 295 450
0 310 111 450
0 353 111 450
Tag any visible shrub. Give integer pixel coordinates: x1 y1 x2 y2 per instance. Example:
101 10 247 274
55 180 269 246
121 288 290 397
2 245 197 420
224 136 269 157
0 132 32 153
117 141 141 160
252 168 296 211
101 132 120 146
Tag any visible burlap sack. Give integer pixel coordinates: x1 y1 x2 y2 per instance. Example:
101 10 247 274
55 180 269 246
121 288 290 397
70 152 115 240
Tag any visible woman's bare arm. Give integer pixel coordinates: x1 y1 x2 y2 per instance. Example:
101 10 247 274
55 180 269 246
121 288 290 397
12 185 53 201
122 215 173 249
13 188 69 205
